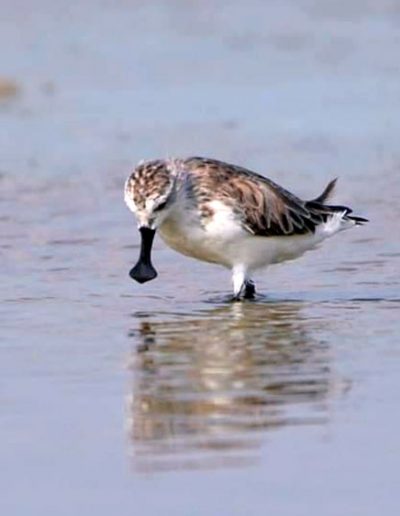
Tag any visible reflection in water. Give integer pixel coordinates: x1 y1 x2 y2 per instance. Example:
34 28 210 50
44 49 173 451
127 302 340 472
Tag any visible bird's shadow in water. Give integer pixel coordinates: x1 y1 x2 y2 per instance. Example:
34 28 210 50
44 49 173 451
126 301 345 472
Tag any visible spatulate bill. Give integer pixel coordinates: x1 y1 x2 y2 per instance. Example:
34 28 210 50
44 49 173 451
129 227 158 283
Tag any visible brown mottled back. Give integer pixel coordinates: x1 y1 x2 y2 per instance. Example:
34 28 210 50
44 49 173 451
183 157 327 236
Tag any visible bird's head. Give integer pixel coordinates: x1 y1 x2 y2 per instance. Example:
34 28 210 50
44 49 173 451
124 159 177 283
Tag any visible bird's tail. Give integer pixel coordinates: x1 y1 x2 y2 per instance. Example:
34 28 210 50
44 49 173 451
312 178 338 204
306 201 369 228
341 210 369 226
309 178 368 226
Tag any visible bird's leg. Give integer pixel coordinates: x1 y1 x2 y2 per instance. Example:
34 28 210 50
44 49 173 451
232 266 255 301
243 279 256 299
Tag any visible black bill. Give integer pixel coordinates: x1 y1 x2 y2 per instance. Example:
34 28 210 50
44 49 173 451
129 227 158 283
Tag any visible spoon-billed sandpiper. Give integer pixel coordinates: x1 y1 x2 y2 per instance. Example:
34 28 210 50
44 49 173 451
124 157 367 299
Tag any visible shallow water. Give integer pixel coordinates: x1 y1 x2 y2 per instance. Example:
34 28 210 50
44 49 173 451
1 1 400 515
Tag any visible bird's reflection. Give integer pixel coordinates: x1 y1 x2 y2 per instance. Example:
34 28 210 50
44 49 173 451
127 301 340 472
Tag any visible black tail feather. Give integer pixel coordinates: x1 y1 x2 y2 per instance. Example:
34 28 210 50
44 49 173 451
347 215 369 225
312 178 338 204
305 200 369 226
310 178 368 225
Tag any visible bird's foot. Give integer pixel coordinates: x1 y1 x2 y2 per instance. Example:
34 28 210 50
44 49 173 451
232 280 256 301
243 280 256 299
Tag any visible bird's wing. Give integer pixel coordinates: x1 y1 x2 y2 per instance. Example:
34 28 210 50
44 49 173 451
185 157 324 236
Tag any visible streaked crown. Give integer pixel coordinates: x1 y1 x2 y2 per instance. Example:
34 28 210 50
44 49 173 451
124 159 177 228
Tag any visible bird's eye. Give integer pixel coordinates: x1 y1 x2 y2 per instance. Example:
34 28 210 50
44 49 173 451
154 200 168 212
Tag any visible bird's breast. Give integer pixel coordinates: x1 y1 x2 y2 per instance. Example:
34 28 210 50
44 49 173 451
159 210 227 265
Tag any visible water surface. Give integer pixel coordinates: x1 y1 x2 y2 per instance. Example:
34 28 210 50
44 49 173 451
1 1 400 515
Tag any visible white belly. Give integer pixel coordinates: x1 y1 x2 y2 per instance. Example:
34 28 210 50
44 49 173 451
224 232 323 270
159 214 227 265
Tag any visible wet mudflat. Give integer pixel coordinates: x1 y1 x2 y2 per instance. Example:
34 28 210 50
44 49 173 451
1 1 400 515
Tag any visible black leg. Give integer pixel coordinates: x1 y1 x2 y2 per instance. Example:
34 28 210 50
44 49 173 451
231 280 256 301
243 280 256 299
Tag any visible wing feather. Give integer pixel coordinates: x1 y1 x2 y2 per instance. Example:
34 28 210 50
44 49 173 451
185 157 318 237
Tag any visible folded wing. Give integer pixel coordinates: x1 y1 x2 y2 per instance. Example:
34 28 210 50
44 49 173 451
186 157 330 237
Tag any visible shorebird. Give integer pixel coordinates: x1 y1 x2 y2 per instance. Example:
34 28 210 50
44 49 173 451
124 157 367 300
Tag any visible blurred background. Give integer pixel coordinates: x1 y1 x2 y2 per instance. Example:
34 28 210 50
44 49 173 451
1 1 400 515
